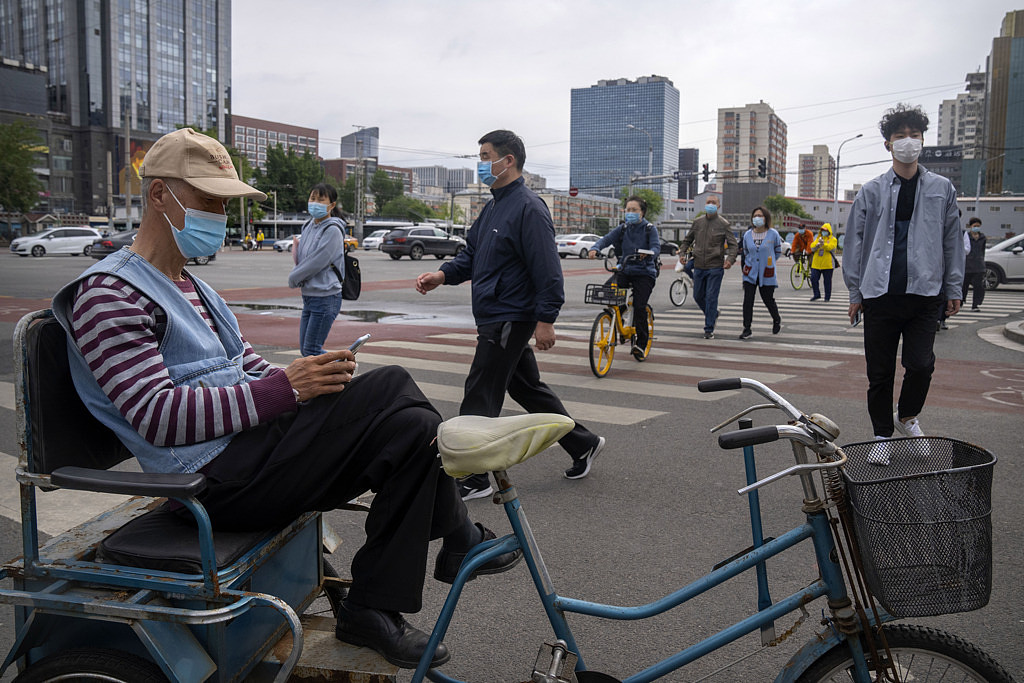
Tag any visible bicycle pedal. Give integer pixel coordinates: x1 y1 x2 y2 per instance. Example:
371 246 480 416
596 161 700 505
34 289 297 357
531 640 579 683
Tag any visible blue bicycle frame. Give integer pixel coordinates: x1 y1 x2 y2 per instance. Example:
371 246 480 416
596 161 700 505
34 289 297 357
412 457 879 683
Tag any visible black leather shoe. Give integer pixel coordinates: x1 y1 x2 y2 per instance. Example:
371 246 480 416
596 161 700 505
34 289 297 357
335 601 449 669
772 320 781 335
434 523 522 584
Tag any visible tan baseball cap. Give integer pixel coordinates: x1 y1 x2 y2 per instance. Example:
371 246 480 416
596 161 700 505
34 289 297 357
139 128 267 200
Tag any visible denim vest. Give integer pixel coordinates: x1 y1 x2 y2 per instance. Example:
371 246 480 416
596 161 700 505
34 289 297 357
52 249 256 474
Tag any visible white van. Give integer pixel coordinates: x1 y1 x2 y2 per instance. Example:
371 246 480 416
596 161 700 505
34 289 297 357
9 227 103 257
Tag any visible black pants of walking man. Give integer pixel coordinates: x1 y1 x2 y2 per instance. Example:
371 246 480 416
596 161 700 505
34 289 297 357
862 294 943 438
458 320 600 492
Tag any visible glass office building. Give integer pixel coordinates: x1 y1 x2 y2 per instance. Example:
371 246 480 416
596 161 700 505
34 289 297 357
570 75 680 212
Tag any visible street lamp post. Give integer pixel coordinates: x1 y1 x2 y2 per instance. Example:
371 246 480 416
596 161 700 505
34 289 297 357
833 133 863 231
627 124 653 179
264 190 278 239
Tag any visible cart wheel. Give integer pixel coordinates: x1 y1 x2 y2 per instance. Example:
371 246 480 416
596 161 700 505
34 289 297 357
14 648 165 682
321 555 348 617
589 310 616 378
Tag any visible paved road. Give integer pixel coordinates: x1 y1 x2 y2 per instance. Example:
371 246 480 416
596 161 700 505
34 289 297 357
0 248 1022 680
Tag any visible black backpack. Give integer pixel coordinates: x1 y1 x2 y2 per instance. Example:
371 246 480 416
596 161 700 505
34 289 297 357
331 253 361 300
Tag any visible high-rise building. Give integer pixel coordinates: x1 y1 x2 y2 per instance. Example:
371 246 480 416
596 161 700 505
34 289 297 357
570 75 680 209
938 72 986 159
410 165 474 194
798 145 835 199
229 115 318 170
677 148 699 200
984 9 1024 195
716 101 787 187
0 0 232 218
340 127 379 160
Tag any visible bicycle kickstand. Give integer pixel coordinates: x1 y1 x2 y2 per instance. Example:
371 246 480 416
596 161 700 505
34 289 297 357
531 640 578 683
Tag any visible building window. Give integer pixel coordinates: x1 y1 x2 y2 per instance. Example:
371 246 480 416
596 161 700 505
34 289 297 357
1014 206 1024 212
989 206 1000 212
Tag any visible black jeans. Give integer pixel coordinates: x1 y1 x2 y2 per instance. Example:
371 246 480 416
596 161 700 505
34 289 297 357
199 366 466 614
458 320 599 491
862 294 943 437
611 272 655 350
962 271 986 309
741 281 781 331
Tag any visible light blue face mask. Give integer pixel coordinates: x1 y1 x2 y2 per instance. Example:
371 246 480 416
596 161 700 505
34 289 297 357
308 201 329 219
705 204 718 214
477 157 509 187
752 216 765 228
624 212 641 224
163 185 227 259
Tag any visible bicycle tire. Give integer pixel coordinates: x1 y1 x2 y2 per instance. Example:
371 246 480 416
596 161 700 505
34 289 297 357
630 305 654 360
589 310 616 378
14 648 165 682
790 262 807 290
797 624 1014 683
669 277 689 307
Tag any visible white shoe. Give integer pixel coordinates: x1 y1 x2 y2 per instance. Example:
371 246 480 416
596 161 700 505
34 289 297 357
867 436 891 466
893 411 925 437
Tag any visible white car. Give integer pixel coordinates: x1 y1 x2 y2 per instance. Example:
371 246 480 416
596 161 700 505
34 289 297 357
362 229 389 251
984 233 1024 290
556 233 601 259
9 227 103 257
273 237 297 253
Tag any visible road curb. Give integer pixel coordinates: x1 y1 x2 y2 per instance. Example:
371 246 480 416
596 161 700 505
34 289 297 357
1003 319 1024 345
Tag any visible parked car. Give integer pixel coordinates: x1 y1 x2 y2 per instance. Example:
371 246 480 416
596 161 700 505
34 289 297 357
10 227 102 257
273 234 358 253
362 229 389 251
381 226 466 260
90 229 216 265
660 238 679 256
984 233 1024 290
555 233 601 259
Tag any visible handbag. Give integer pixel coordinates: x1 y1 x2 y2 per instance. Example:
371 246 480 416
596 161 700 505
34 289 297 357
330 253 361 300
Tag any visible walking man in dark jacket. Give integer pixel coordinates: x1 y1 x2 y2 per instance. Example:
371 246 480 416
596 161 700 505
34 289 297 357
416 130 605 495
962 217 987 311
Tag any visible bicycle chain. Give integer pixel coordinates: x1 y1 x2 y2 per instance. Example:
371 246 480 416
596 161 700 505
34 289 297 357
766 604 810 647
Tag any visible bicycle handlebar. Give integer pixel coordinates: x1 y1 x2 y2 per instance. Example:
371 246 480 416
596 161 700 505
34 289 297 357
697 378 742 393
700 378 802 421
717 425 779 449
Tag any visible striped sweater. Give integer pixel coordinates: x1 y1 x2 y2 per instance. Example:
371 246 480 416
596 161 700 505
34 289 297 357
69 274 296 447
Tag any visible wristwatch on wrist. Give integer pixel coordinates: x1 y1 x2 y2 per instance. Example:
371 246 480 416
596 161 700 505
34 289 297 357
292 388 300 402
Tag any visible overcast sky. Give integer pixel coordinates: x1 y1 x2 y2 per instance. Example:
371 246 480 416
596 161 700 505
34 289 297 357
232 0 1012 198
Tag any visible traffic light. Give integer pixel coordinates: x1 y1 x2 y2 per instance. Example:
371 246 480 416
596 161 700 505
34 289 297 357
757 158 767 178
702 163 710 182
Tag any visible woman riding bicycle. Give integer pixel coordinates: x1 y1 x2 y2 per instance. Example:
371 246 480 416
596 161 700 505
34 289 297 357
588 196 660 360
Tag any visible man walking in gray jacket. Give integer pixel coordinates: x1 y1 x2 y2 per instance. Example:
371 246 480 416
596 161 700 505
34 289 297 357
678 195 737 338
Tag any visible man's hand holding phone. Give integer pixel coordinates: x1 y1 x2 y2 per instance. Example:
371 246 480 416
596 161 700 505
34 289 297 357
848 302 863 327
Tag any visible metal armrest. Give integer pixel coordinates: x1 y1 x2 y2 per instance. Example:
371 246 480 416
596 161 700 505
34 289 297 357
51 466 207 498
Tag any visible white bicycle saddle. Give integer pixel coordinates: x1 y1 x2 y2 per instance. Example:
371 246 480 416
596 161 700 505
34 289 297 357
437 413 576 478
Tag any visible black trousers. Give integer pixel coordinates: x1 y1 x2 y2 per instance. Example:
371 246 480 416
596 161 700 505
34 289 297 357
459 320 599 490
962 271 986 309
741 281 781 331
610 272 655 349
862 294 943 437
199 366 466 614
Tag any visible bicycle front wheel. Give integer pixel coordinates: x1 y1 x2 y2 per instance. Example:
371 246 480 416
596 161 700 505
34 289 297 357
797 624 1014 683
790 262 807 290
589 310 616 378
630 305 654 360
669 277 689 307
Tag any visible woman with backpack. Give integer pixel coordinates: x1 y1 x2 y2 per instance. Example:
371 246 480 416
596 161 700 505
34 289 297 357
287 182 347 356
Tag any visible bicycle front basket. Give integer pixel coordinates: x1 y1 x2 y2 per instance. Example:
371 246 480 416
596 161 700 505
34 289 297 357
841 437 995 618
584 283 627 306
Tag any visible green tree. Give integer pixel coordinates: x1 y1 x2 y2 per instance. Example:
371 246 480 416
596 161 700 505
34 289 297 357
380 196 436 222
763 195 812 223
0 122 44 213
618 187 663 221
340 174 359 214
371 169 404 216
253 144 325 213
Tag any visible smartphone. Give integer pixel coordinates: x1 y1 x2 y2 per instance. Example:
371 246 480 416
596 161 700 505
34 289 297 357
348 333 371 354
851 311 862 327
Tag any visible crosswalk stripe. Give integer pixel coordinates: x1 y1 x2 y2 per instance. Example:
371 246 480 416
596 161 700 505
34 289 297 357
0 381 14 412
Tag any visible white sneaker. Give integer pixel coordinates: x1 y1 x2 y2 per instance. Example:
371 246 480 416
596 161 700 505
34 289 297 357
893 411 925 437
867 436 891 466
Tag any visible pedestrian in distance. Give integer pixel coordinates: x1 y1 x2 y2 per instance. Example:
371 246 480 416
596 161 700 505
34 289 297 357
677 195 737 339
808 223 838 302
790 226 814 267
962 217 987 312
588 195 661 360
843 104 964 464
739 206 783 339
256 228 265 251
415 129 605 493
50 127 519 671
288 182 347 357
243 231 253 251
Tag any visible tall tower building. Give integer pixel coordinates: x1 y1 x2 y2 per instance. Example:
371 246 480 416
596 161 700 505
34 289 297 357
570 75 680 211
716 101 787 187
984 9 1024 195
0 0 232 216
937 72 986 159
798 145 835 199
677 148 699 200
340 127 380 160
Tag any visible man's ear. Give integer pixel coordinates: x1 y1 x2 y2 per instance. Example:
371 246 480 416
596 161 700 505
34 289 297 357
149 179 170 212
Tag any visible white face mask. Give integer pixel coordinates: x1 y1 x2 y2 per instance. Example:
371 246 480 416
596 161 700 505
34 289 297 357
891 137 923 164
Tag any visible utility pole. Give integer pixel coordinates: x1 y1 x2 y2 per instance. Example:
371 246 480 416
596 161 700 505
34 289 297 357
355 139 364 241
124 103 132 231
106 150 114 231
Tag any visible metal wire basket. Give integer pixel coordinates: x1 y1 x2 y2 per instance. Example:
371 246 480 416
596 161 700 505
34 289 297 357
584 284 627 307
841 437 995 618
